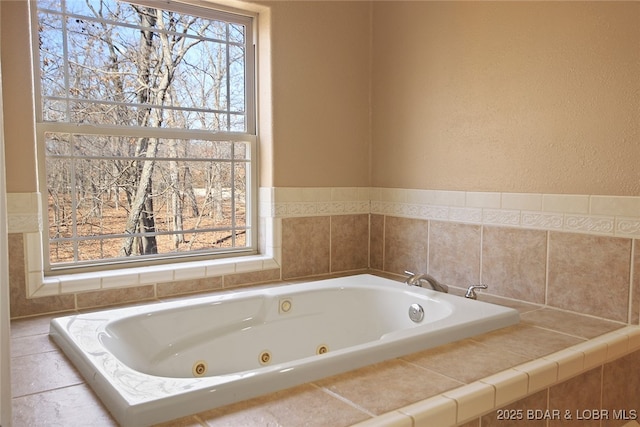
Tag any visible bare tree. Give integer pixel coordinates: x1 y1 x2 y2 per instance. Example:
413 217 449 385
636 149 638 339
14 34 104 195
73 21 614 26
119 5 210 256
37 0 248 262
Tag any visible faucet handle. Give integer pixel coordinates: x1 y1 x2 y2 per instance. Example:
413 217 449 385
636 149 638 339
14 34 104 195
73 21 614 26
404 270 416 285
404 270 418 285
465 283 488 300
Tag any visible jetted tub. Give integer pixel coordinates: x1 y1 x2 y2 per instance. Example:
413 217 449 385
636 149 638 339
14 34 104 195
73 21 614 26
49 274 519 426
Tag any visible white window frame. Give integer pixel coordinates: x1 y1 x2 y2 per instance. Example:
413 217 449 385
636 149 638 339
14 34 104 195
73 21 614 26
31 0 259 274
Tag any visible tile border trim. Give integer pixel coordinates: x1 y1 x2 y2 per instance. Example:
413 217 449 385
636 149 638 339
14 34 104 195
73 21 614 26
368 188 640 238
262 188 640 238
353 326 640 427
11 188 640 237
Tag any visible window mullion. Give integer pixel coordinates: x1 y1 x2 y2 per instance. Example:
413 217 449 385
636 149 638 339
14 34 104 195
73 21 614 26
69 134 79 262
37 122 253 142
61 0 71 122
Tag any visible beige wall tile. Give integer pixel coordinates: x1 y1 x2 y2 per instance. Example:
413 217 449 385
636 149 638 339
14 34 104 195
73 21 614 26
76 285 155 310
501 193 543 211
482 226 547 304
331 214 369 273
481 390 547 427
590 196 640 217
281 217 330 279
601 350 640 427
384 216 428 275
633 239 640 325
465 192 501 209
542 194 590 214
369 214 384 271
547 232 632 322
429 221 481 288
156 277 223 298
9 233 75 318
457 418 480 427
548 367 602 427
223 269 281 288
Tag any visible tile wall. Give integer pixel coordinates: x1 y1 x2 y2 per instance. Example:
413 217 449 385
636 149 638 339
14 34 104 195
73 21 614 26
371 216 638 324
475 349 640 427
7 187 640 324
281 214 370 279
276 187 640 324
6 186 640 425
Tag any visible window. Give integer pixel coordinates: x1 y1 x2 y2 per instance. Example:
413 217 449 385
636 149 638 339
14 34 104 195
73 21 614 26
33 0 257 271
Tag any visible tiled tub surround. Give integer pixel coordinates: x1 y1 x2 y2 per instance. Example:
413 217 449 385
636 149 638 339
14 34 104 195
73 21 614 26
6 187 640 425
369 217 639 324
47 274 519 426
10 292 640 426
7 188 640 321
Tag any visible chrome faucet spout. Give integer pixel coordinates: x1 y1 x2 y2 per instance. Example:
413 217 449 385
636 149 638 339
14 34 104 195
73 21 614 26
404 271 448 293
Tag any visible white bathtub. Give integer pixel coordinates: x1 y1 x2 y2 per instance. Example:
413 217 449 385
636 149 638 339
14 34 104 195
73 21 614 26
49 274 519 426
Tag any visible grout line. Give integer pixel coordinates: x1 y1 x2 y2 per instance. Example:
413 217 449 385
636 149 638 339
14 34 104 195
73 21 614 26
524 304 629 326
191 414 209 426
479 225 484 285
382 214 386 272
399 358 470 387
628 240 635 324
544 230 550 307
328 216 333 274
313 383 378 418
426 219 430 274
10 381 86 400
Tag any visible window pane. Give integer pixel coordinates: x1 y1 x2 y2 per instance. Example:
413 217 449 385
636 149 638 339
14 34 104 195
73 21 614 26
229 44 246 113
37 0 248 132
46 157 73 239
44 132 250 263
229 23 245 44
49 240 75 264
36 0 255 267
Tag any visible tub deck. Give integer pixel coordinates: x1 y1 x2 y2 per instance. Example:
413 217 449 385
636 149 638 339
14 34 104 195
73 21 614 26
11 277 637 427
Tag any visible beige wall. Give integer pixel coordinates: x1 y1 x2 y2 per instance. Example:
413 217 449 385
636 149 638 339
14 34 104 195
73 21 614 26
371 1 640 195
1 1 37 193
266 1 371 187
2 1 640 192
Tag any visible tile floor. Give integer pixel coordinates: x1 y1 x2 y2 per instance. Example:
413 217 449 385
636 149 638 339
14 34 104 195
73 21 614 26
9 295 624 427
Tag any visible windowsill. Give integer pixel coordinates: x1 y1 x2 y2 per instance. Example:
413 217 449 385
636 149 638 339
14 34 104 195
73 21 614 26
32 254 280 298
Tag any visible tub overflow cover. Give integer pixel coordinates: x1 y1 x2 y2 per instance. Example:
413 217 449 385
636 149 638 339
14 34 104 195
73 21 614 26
408 303 424 323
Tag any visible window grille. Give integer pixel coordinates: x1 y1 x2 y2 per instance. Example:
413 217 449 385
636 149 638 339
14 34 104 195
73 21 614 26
33 0 257 270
